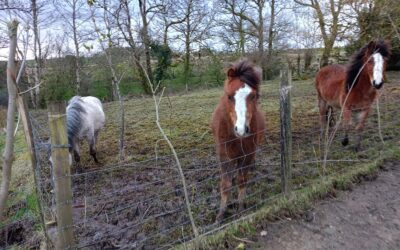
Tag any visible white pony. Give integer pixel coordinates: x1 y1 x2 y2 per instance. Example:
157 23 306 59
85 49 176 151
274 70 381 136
67 96 105 163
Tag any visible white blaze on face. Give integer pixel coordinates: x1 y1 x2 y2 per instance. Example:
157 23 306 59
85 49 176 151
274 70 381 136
372 52 384 86
234 83 252 136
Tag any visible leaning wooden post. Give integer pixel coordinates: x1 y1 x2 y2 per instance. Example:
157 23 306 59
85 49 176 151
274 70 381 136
279 69 292 196
48 101 75 249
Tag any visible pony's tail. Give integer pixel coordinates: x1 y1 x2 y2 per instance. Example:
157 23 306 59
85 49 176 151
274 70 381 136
66 99 84 152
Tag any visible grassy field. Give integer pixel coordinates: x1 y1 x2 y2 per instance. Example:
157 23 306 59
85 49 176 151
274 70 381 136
1 72 400 248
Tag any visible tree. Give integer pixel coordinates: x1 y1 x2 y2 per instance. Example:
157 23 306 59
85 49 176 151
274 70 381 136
138 0 160 87
156 0 187 46
30 0 45 108
0 19 19 221
53 0 89 94
174 0 213 91
218 0 248 55
346 0 400 69
222 0 266 76
294 0 346 67
114 0 151 93
89 0 126 160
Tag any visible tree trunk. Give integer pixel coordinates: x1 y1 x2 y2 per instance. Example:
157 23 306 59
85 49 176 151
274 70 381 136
93 1 125 159
258 2 264 79
117 0 151 94
139 0 154 88
184 23 190 92
267 0 275 57
72 0 81 94
313 0 340 67
163 24 169 46
238 14 245 56
184 0 192 92
0 19 19 220
32 0 42 108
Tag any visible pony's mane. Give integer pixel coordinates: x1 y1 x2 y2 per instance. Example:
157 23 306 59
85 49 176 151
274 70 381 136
228 60 262 91
346 40 391 91
66 96 86 150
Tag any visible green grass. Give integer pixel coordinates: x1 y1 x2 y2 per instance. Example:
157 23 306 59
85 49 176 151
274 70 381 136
0 130 40 227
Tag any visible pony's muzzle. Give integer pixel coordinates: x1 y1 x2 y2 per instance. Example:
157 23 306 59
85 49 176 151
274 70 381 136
372 80 383 89
234 125 250 137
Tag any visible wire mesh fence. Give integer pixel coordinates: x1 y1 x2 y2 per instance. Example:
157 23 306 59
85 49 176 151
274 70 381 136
2 79 400 249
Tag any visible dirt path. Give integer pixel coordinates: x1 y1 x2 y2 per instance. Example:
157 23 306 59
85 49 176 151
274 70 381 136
252 161 400 249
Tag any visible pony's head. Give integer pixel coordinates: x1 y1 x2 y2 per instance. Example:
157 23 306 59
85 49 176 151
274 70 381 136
347 40 391 91
223 60 261 138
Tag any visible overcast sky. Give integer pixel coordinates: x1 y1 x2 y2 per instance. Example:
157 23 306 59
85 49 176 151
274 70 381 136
0 0 354 62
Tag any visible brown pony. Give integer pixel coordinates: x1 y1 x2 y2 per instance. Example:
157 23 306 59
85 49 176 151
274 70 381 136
212 60 266 223
315 40 391 150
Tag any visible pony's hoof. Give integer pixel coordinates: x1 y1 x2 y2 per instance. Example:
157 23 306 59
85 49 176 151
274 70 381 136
342 137 349 146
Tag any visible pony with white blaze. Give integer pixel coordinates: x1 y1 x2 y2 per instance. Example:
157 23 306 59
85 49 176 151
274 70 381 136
67 96 105 163
315 40 391 150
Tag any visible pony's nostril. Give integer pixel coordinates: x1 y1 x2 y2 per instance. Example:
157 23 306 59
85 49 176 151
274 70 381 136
372 80 376 85
245 126 250 134
234 126 238 132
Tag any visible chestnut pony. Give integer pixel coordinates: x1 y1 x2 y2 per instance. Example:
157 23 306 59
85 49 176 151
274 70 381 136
212 60 265 223
315 40 390 150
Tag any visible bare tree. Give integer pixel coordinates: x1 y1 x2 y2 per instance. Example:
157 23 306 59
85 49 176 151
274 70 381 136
218 0 248 55
30 0 44 108
138 0 161 87
114 0 151 93
0 1 30 13
155 0 187 46
267 0 276 58
294 0 346 67
89 0 126 160
223 0 266 74
0 19 19 220
174 0 212 91
53 0 89 94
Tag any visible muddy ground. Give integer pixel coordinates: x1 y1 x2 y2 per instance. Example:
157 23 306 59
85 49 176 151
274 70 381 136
252 160 400 249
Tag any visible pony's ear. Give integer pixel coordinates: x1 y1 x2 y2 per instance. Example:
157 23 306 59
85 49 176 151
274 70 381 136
367 40 376 52
227 68 236 77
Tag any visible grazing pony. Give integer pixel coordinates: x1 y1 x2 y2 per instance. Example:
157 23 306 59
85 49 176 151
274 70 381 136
67 96 105 163
212 60 266 223
315 40 391 150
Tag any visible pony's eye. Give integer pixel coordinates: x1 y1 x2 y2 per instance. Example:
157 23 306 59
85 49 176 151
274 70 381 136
228 95 234 102
249 95 255 101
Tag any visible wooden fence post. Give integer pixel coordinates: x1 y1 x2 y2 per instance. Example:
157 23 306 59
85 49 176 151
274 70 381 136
280 69 292 195
48 101 74 249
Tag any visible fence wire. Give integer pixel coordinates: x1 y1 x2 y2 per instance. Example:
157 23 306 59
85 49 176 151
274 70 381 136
2 82 400 249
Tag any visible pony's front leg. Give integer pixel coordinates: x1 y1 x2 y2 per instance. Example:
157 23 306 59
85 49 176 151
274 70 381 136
237 156 254 212
88 131 99 163
216 163 233 224
341 108 352 146
237 166 250 212
72 139 81 163
318 97 328 137
89 138 99 163
354 109 370 151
